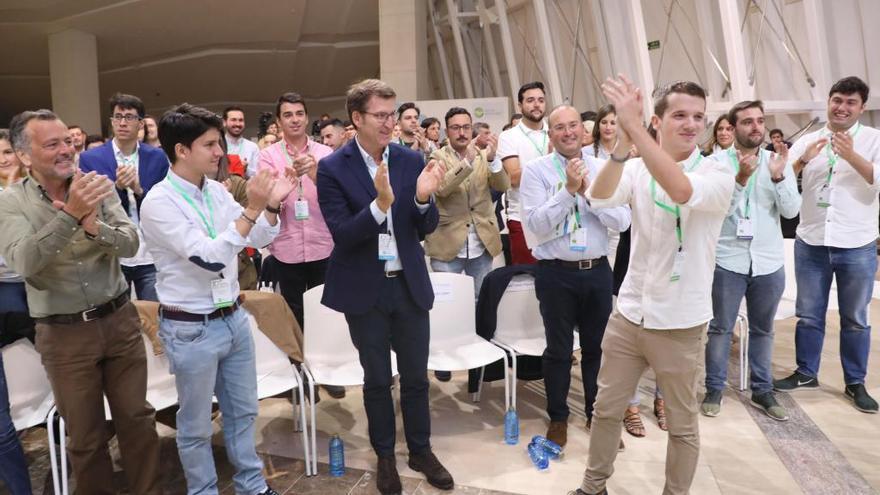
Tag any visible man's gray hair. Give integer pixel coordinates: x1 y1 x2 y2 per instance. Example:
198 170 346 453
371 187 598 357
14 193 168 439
9 109 59 153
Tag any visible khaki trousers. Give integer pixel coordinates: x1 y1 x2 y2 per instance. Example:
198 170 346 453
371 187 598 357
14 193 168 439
35 302 160 494
582 310 705 495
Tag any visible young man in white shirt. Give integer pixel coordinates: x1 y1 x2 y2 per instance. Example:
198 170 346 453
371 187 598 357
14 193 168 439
140 103 294 495
773 76 880 414
497 81 550 265
574 77 734 495
223 106 262 178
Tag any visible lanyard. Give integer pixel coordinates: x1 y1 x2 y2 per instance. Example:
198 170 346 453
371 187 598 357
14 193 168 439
823 122 862 183
167 175 217 239
552 154 582 229
650 152 703 246
518 124 548 156
283 140 309 198
727 148 761 218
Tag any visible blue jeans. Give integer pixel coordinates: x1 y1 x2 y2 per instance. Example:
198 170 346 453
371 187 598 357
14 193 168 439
794 238 877 384
0 352 32 494
706 265 785 394
0 281 28 314
159 308 266 495
430 251 494 298
122 264 159 302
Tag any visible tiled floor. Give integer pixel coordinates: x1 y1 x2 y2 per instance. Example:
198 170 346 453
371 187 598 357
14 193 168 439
5 297 880 495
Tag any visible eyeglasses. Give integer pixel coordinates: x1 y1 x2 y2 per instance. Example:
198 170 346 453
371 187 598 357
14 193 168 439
447 124 472 133
361 111 397 124
551 122 583 133
111 114 141 123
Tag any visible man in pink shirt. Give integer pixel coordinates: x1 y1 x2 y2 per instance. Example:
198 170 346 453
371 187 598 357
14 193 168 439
258 92 335 343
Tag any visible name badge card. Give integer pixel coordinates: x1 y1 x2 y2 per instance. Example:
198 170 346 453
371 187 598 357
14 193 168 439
670 250 685 282
816 183 831 208
736 218 754 240
569 228 588 252
294 199 310 220
378 233 398 261
211 279 235 308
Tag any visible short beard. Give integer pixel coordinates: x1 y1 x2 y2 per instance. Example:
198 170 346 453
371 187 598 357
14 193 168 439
523 111 544 123
735 133 762 150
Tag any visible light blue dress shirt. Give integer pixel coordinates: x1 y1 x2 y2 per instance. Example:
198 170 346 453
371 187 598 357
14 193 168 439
714 148 801 276
520 150 631 261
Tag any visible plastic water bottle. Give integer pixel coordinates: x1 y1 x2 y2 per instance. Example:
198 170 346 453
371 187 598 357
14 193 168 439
504 408 519 445
329 435 345 477
530 435 563 459
527 441 549 470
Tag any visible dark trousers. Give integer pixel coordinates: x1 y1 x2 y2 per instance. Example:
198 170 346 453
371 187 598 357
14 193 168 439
535 260 613 421
35 302 161 494
275 258 328 327
344 276 431 457
121 264 158 302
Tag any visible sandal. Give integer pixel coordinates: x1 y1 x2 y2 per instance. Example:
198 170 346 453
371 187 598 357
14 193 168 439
654 398 668 431
623 407 646 437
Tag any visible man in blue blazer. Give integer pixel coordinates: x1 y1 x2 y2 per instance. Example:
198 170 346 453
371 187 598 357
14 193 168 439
79 93 169 301
317 79 451 495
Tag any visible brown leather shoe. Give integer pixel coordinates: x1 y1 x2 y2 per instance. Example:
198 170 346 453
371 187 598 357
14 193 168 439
376 455 402 495
546 420 568 448
408 450 454 490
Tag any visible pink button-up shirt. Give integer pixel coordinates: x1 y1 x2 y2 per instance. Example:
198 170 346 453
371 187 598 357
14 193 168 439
258 138 334 264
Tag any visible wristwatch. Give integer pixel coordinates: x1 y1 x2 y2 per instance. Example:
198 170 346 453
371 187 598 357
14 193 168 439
265 204 282 214
609 151 631 163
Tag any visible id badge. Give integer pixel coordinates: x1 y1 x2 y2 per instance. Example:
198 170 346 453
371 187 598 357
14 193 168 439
211 279 235 308
736 218 754 240
670 250 685 282
816 183 831 208
294 199 310 220
569 228 587 252
378 233 398 261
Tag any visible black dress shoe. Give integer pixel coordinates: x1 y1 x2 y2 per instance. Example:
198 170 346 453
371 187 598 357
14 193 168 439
408 450 454 490
323 384 347 399
377 455 402 495
434 370 452 382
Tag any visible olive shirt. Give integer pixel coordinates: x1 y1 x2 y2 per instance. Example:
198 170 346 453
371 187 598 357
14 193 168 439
0 175 138 318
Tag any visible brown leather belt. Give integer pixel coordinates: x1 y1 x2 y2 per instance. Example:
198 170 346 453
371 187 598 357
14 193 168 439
539 257 608 270
160 296 244 322
384 270 403 278
36 291 130 324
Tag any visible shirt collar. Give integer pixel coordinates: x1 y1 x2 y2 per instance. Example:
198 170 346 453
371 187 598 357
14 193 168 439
517 120 548 134
355 136 388 167
678 147 703 168
112 138 139 160
167 169 207 194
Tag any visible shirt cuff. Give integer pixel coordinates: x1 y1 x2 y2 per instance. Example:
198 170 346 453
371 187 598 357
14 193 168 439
489 157 503 174
414 195 432 213
370 200 387 224
84 221 118 248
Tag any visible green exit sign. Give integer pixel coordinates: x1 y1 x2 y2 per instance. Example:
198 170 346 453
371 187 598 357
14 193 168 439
647 40 661 50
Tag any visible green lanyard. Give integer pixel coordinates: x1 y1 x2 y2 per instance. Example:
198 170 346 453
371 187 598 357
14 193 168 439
518 125 548 156
167 175 217 239
727 148 762 218
824 122 862 183
552 154 582 229
650 152 703 246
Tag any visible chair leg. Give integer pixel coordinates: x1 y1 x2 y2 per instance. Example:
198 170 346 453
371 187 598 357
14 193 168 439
48 406 61 495
60 413 68 495
737 316 748 392
472 366 486 403
300 366 317 477
491 340 517 411
742 318 750 391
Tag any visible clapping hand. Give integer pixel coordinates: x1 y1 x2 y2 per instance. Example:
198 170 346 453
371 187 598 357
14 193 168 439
735 150 759 186
565 158 586 195
601 74 643 131
768 143 789 180
375 161 394 213
416 159 444 203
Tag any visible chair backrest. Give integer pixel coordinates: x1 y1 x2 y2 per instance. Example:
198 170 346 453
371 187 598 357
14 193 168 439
3 338 54 430
140 333 178 411
428 272 478 346
250 315 293 377
493 275 544 342
303 284 361 368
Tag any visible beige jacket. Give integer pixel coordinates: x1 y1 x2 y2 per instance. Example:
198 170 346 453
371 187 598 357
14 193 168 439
425 144 510 261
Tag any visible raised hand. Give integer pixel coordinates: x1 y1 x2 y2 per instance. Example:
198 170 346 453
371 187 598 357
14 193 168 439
416 159 444 202
484 133 498 162
268 170 295 206
565 157 586 195
115 165 142 194
375 161 394 213
831 131 856 162
735 149 759 186
601 74 643 131
768 143 789 180
58 170 115 220
794 137 828 175
246 168 274 212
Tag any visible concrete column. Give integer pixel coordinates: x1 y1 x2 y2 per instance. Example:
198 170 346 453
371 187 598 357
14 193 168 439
379 0 432 102
48 29 102 134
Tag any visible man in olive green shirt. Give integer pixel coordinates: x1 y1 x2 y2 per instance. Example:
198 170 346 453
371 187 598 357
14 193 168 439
0 110 161 494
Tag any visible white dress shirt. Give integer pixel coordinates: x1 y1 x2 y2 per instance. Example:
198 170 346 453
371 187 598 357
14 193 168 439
588 148 735 329
521 151 631 261
140 170 279 313
226 134 262 178
497 121 549 223
113 139 154 268
792 123 880 248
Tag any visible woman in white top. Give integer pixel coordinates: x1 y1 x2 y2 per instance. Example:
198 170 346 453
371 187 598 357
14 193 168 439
591 104 618 160
702 115 735 156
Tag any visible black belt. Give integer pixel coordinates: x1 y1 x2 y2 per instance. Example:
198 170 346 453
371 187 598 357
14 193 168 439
36 291 130 324
384 270 403 278
539 257 607 271
159 296 243 322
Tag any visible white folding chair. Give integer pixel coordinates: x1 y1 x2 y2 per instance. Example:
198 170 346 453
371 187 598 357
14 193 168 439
489 275 579 412
248 315 310 473
300 284 399 477
427 273 509 409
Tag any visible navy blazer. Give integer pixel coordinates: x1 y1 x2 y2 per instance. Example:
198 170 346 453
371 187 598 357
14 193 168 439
79 141 169 216
317 139 439 315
